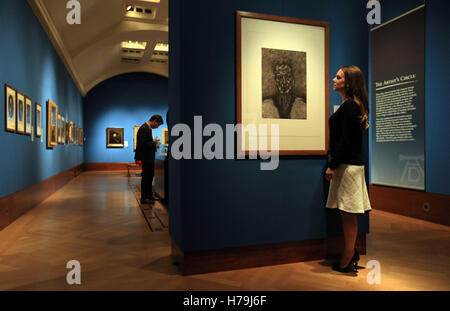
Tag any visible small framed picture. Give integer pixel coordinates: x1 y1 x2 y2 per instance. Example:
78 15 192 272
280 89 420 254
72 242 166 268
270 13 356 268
16 91 25 134
134 125 140 151
73 124 78 145
35 103 42 137
25 97 32 136
61 116 65 144
5 84 16 133
68 121 73 143
78 128 83 146
47 99 58 148
57 114 62 143
162 128 169 145
107 128 124 148
66 121 70 144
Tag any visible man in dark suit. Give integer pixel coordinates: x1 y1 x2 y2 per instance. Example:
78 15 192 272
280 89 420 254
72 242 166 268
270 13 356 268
135 115 164 204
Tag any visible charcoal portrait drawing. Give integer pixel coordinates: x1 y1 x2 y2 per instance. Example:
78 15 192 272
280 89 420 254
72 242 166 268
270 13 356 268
8 95 14 118
262 48 307 119
18 100 24 122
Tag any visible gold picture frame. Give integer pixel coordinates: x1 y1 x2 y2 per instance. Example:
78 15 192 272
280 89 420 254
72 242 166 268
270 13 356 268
73 123 78 145
61 116 65 144
57 114 62 143
35 103 42 137
162 128 169 145
107 128 124 148
16 91 25 134
47 99 58 148
78 128 83 146
5 84 16 133
133 125 140 151
25 97 32 136
68 121 73 143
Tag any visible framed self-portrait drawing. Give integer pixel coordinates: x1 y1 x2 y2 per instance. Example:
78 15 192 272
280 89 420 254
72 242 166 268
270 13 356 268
236 11 330 156
47 99 58 148
16 91 25 134
5 84 16 132
35 103 42 137
25 97 32 136
107 128 124 148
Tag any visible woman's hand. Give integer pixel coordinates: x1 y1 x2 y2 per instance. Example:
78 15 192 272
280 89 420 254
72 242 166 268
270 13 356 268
325 167 335 181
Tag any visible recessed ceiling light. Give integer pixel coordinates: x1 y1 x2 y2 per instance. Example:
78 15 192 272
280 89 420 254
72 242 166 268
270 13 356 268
126 5 133 11
154 43 169 52
121 41 147 50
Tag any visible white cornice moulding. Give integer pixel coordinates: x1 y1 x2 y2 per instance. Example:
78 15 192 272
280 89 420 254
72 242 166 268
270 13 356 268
27 0 87 97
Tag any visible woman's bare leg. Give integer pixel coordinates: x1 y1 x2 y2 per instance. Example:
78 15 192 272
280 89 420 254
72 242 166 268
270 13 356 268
340 211 358 267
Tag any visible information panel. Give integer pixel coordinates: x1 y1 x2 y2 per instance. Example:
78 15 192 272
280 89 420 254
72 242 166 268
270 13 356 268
371 6 425 190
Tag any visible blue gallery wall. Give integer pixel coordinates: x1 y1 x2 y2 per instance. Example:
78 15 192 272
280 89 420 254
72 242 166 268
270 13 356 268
368 0 450 196
83 73 168 163
425 0 450 195
170 0 370 252
0 0 83 198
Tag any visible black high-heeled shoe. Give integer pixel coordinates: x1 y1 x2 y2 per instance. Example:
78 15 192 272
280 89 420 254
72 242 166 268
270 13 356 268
332 259 357 273
352 248 360 265
332 249 358 273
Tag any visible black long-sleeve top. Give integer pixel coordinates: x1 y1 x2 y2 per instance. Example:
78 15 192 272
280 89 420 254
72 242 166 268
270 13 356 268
328 99 364 170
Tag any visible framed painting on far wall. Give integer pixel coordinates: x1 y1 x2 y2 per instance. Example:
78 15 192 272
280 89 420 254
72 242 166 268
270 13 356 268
78 128 83 146
133 125 140 151
107 128 124 148
25 97 32 136
162 128 169 145
61 116 65 144
47 99 58 148
236 11 330 156
16 91 25 134
57 114 62 143
68 121 73 144
35 103 42 137
5 84 16 132
73 124 78 145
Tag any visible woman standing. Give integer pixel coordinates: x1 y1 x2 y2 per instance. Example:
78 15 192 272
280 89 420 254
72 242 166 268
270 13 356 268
325 65 372 273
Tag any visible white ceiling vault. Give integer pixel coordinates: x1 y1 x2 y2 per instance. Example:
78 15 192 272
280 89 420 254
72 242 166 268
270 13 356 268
28 0 169 96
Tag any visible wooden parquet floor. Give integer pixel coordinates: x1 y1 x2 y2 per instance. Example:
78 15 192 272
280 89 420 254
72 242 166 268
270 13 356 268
128 177 168 232
0 171 448 291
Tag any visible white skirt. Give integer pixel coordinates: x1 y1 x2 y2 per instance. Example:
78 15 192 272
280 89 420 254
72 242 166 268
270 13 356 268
326 164 372 214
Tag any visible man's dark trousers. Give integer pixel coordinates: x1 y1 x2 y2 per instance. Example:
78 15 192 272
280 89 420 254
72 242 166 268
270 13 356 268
141 160 154 200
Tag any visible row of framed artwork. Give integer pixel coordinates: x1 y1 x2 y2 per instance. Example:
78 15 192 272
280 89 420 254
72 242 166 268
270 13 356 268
45 99 84 148
5 84 35 136
5 84 83 148
106 126 168 149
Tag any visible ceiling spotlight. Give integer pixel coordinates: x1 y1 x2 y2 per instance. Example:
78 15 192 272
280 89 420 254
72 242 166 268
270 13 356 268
126 5 133 12
154 43 169 52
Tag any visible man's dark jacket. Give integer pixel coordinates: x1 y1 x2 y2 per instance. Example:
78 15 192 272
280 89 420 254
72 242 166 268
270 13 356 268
135 123 157 162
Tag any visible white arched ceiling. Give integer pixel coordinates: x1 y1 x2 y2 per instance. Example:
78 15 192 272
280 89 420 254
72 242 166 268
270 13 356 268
28 0 169 97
